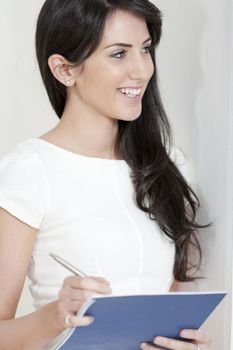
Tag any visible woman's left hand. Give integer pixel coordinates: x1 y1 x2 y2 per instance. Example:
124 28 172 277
140 329 211 349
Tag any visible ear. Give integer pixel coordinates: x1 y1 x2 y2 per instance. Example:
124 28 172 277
48 54 77 87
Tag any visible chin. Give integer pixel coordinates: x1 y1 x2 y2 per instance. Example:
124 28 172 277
117 113 142 122
113 107 142 122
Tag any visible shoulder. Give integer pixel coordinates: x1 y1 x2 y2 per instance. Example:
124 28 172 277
0 139 42 173
0 139 49 194
0 140 49 228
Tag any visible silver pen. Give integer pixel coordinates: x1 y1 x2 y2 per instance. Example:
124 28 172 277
49 252 87 277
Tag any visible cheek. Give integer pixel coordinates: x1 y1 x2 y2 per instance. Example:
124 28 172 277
98 63 124 89
81 57 154 99
86 67 120 97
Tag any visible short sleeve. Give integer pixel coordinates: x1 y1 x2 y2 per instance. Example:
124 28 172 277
0 143 49 229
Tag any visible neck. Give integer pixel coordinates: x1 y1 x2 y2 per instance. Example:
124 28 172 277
45 110 121 160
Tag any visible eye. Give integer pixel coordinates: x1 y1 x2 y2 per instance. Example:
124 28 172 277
111 45 153 59
143 45 153 53
111 50 126 58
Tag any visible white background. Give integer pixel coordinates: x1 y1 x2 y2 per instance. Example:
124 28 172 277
0 1 232 349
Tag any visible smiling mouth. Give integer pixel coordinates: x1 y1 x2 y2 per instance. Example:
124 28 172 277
117 89 142 98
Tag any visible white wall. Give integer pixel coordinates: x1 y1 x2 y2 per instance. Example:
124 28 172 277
0 0 57 155
155 1 233 349
0 1 232 349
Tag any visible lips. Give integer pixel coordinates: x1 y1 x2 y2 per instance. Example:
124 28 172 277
118 86 143 89
117 89 142 100
117 87 143 96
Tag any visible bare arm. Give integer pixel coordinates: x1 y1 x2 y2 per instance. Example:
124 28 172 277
0 208 111 350
0 208 64 349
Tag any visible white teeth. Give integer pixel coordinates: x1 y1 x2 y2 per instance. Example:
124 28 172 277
119 88 141 96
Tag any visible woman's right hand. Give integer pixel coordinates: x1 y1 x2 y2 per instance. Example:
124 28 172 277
56 275 112 330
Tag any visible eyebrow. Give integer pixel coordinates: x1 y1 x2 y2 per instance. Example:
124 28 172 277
104 37 152 49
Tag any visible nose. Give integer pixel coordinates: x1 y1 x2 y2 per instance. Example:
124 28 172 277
128 54 152 81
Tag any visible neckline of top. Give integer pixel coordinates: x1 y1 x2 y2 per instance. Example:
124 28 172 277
27 138 127 163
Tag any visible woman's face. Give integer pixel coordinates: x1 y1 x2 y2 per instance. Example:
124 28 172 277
72 10 154 122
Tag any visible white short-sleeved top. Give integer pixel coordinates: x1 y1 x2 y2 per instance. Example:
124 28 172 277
0 138 189 310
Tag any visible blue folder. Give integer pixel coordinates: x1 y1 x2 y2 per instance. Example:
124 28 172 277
55 292 226 350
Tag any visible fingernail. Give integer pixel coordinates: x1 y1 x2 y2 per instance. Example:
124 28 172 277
88 316 95 324
153 337 163 344
180 330 188 337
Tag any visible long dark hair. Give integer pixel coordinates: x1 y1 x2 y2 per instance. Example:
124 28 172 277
35 0 210 281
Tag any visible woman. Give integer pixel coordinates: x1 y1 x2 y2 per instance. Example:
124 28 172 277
0 0 211 349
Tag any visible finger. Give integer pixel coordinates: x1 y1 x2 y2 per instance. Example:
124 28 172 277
153 336 197 349
91 276 111 286
59 286 103 301
66 315 95 328
141 342 163 349
180 329 211 344
63 276 112 294
57 299 85 321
